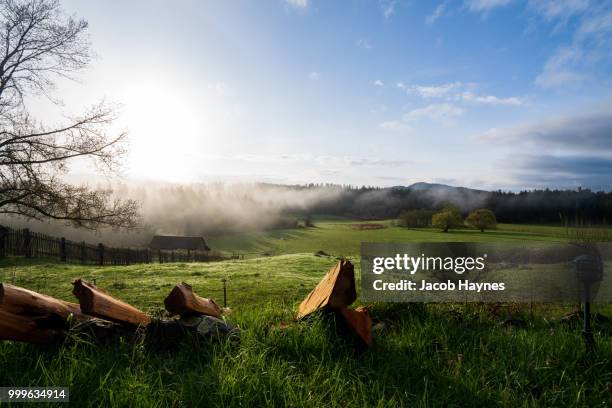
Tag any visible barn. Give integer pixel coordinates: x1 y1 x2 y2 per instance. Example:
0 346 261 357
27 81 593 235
148 235 210 252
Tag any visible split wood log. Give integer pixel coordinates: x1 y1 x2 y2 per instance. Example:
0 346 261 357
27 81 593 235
164 282 222 318
0 283 87 329
72 279 151 326
297 260 356 319
0 309 62 344
338 306 372 346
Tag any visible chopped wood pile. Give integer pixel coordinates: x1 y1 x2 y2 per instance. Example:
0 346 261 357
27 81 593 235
297 260 373 346
0 281 231 345
1 260 371 347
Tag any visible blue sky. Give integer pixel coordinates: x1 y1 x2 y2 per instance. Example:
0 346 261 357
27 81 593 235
43 0 612 190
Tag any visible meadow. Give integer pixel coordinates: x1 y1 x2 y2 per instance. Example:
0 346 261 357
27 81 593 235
206 219 581 258
0 221 611 407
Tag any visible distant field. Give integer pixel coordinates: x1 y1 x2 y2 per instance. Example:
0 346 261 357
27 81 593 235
1 221 611 407
206 220 599 258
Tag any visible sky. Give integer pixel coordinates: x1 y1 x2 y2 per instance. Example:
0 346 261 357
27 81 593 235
32 0 612 190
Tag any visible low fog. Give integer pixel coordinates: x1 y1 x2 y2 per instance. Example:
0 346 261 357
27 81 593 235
1 181 607 247
0 182 351 246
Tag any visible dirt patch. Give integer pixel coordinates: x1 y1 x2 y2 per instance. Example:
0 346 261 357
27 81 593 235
350 223 386 230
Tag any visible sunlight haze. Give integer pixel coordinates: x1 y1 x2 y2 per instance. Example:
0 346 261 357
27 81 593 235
37 0 612 190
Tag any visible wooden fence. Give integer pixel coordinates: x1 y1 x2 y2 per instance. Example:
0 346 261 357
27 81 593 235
0 226 223 265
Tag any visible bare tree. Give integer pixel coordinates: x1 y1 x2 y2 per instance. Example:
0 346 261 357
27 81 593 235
0 0 138 229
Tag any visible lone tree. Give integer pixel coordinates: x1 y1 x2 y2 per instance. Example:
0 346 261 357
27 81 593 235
0 0 138 229
466 208 497 232
432 206 463 233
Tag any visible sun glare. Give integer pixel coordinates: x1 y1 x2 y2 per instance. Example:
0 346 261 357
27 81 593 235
119 78 215 182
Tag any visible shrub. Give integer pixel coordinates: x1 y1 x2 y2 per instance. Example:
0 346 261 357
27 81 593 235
397 209 435 228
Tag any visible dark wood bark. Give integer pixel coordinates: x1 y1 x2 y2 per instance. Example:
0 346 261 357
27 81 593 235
164 282 222 318
0 283 100 344
72 279 151 326
297 260 356 319
0 309 63 344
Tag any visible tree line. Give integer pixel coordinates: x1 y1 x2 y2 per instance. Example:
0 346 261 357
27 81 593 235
301 186 611 225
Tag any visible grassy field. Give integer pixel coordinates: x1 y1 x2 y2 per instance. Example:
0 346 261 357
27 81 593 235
206 220 584 258
1 221 611 407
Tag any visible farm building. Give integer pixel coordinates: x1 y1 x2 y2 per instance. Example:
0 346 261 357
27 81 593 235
148 235 210 252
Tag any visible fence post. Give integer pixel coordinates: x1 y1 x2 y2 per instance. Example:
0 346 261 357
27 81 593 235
80 242 86 264
23 228 31 258
171 250 175 263
222 278 227 308
0 226 7 258
60 237 67 262
158 249 162 264
98 243 104 266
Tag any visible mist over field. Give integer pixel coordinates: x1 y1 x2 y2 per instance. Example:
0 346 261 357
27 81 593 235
2 180 609 247
0 182 349 245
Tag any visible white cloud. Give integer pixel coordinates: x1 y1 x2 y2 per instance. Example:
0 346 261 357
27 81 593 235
535 69 586 88
578 10 612 36
374 79 385 87
404 103 464 121
528 0 589 22
466 0 514 12
378 103 464 132
381 0 397 18
379 120 412 131
356 38 372 49
460 91 523 105
477 110 612 153
408 82 523 105
534 45 587 88
309 71 319 81
531 2 612 90
396 82 405 89
285 0 309 8
348 158 412 167
234 152 411 168
380 103 463 131
477 110 612 189
426 3 447 24
410 82 462 98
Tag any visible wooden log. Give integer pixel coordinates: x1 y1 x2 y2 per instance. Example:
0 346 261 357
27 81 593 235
0 283 86 328
297 260 356 319
72 279 151 326
338 306 373 346
0 309 62 344
164 282 222 318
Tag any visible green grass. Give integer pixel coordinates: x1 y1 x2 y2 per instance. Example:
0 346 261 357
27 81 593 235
207 221 582 259
1 222 611 407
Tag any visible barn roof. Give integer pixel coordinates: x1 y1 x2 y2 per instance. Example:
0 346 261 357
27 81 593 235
149 235 210 251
